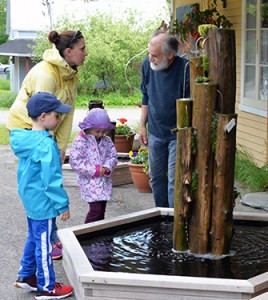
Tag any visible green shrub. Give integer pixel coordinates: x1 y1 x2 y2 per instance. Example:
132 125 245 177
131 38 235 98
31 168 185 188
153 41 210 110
31 10 159 95
235 148 268 192
0 78 10 90
0 92 17 109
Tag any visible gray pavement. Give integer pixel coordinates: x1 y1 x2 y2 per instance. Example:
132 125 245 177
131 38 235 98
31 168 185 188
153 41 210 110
0 107 267 300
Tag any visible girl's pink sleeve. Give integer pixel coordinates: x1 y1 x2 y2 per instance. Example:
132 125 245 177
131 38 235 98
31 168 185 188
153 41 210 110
94 165 100 177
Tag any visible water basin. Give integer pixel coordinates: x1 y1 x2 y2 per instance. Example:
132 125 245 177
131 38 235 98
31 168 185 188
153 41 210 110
58 208 268 300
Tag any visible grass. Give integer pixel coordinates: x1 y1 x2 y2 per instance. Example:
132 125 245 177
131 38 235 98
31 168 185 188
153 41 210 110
75 90 142 108
0 125 10 144
235 148 268 192
0 78 10 91
0 78 16 109
0 89 142 110
0 92 17 109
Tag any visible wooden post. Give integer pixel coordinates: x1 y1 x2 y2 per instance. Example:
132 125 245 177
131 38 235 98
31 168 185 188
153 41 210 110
190 57 204 99
204 28 236 114
210 113 237 255
173 99 192 251
176 98 192 128
189 82 216 254
173 128 192 251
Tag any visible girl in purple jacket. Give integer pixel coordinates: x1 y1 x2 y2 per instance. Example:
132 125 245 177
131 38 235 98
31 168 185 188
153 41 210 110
69 108 118 223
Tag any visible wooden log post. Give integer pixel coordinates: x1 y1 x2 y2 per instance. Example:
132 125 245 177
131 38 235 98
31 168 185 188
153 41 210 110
176 98 192 128
190 56 204 99
173 128 193 251
173 99 192 251
189 82 216 254
210 113 237 256
204 28 236 114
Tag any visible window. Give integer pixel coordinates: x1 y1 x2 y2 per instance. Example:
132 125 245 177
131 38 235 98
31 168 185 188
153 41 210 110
240 0 268 116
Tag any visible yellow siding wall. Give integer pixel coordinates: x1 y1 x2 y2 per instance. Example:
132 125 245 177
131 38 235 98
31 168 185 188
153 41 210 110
173 0 267 167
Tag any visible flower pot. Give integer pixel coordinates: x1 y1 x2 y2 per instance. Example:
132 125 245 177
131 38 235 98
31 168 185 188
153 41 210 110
128 163 152 193
88 100 104 110
114 133 135 153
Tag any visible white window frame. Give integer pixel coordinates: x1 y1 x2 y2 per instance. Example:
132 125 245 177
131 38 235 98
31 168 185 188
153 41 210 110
240 0 267 117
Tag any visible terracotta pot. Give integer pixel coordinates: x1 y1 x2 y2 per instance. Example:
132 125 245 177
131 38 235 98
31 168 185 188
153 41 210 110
128 163 152 193
114 133 135 153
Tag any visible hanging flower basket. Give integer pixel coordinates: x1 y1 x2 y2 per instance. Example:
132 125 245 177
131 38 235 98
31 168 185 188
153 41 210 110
170 2 232 43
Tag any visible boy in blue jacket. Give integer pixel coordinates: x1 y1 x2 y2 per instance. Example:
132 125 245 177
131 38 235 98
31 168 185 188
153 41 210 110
10 92 73 299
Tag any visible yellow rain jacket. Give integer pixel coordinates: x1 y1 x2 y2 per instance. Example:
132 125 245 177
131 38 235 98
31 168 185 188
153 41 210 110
6 47 79 152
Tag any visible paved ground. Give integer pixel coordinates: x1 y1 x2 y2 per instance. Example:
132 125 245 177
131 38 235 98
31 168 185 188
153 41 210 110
0 107 267 300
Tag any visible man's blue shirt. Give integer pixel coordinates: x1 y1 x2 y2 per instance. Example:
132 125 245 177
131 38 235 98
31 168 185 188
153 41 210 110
141 55 190 140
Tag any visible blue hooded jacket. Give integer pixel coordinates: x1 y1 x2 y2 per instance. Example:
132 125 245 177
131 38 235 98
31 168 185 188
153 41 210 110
10 129 69 220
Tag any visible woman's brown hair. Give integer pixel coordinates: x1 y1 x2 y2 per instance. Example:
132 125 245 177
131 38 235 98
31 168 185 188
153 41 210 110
48 30 84 57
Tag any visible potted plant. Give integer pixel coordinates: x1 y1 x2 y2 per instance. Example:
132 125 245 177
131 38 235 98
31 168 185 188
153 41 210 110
128 147 152 193
114 118 135 153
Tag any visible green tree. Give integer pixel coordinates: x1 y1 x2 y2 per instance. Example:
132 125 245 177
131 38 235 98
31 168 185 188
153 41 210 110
0 0 8 63
31 9 160 95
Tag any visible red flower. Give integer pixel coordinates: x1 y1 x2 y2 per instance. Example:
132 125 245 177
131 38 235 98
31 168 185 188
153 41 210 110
119 118 127 124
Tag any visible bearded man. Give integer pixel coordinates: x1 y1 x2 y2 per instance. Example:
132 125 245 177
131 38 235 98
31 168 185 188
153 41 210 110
139 30 190 208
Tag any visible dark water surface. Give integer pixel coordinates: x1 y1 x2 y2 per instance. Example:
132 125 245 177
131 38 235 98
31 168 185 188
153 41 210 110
79 216 268 279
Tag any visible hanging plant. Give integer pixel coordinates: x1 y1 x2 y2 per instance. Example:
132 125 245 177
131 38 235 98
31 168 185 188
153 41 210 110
171 0 233 42
198 24 217 37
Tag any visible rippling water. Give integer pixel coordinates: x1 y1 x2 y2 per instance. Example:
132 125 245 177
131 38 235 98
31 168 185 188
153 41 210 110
79 217 268 279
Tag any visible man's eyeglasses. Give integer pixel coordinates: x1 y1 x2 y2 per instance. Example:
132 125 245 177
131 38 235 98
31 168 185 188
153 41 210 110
67 30 83 48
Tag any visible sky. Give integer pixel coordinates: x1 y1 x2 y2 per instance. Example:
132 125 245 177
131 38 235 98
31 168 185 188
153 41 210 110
9 0 169 32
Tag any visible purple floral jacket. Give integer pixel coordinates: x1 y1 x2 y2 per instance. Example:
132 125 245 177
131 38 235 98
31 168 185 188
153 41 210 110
69 131 118 203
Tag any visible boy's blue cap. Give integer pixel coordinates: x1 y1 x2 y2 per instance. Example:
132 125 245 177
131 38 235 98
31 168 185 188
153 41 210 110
26 92 72 118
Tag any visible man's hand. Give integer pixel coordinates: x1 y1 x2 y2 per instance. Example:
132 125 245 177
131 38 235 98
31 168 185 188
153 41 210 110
139 104 148 146
139 126 148 146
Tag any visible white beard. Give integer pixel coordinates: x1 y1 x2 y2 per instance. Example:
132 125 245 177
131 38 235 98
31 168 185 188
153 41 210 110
150 57 169 71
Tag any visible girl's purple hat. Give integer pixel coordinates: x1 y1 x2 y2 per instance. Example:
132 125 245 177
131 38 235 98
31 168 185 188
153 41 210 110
79 108 115 130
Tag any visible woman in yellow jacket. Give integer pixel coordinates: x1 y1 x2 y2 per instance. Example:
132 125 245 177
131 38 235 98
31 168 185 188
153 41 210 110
6 29 88 163
7 30 88 261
